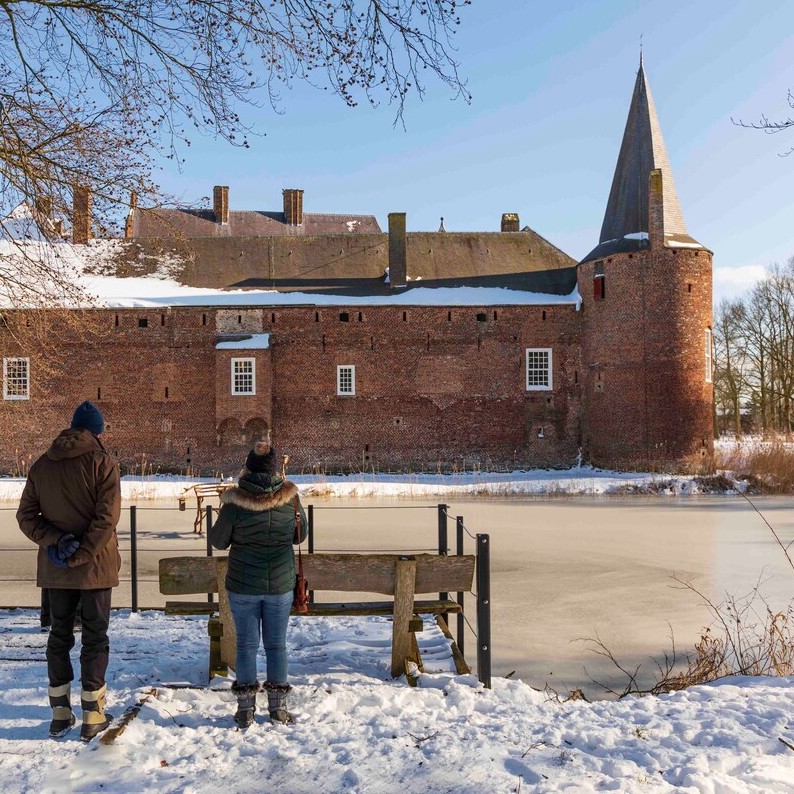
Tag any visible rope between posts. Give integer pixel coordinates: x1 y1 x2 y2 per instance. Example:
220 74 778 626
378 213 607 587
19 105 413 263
460 612 477 637
440 507 478 540
309 505 437 510
311 547 438 553
132 546 212 552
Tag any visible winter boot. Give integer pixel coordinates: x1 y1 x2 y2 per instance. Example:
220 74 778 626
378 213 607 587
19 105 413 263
265 682 293 724
80 684 113 741
231 682 258 729
48 683 76 738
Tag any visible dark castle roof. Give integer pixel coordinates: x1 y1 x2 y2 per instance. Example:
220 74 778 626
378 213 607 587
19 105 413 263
115 186 578 295
582 58 704 262
112 230 579 296
130 209 382 237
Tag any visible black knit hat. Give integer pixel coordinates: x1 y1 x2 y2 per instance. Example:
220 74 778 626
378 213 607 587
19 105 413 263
71 401 105 435
245 440 278 475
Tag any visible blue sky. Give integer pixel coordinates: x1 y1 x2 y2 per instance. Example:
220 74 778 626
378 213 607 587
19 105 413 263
153 0 794 303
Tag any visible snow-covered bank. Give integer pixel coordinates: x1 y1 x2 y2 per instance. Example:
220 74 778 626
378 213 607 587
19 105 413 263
1 609 792 793
0 465 740 503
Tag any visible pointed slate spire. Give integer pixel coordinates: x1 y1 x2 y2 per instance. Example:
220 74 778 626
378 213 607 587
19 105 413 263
598 59 689 244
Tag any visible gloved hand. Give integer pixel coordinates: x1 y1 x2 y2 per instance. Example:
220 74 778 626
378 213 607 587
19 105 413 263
57 533 79 560
46 544 70 569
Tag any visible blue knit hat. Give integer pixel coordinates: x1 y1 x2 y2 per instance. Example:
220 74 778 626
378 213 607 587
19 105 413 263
71 401 105 435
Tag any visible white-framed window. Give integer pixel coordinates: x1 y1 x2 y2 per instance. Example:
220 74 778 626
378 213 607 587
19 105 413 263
3 357 30 400
337 365 356 396
705 328 713 384
526 348 553 391
231 357 256 395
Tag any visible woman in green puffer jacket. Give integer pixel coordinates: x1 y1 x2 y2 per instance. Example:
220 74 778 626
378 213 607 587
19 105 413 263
209 442 307 728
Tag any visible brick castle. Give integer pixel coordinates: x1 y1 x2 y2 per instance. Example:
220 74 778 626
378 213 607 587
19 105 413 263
1 61 713 476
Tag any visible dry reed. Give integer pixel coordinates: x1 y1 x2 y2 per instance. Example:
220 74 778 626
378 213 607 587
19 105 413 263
716 440 794 493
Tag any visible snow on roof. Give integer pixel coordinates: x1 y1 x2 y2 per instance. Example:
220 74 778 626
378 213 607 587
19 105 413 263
89 279 582 309
666 238 704 248
215 333 271 350
0 238 582 310
0 203 50 242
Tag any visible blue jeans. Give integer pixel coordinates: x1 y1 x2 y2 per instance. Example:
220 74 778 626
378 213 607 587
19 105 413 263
227 590 293 686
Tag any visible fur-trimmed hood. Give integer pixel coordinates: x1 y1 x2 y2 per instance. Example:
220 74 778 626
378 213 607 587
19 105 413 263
220 479 299 513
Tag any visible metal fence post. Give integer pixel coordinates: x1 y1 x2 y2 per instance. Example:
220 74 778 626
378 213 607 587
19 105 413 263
308 503 315 605
129 505 138 613
437 503 448 602
456 515 465 657
206 505 214 605
476 533 491 689
206 505 213 557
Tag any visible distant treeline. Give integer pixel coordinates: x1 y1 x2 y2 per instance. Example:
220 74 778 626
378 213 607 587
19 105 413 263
714 256 794 436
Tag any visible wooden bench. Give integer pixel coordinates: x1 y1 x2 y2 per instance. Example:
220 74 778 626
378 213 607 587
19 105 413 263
159 553 475 682
177 482 235 534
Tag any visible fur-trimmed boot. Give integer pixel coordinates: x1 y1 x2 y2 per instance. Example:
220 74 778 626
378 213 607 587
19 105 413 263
80 684 113 741
265 682 293 724
48 683 76 738
231 682 259 729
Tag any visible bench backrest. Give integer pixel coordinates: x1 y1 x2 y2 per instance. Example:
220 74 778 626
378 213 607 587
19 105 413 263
160 556 217 595
160 553 475 596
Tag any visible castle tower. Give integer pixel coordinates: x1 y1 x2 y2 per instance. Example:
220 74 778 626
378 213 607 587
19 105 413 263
577 59 714 470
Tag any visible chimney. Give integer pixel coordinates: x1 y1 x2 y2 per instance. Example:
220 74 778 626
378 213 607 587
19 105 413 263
35 197 53 218
648 169 664 246
283 188 304 226
388 212 407 289
501 213 520 232
213 185 229 225
124 191 138 238
72 186 92 244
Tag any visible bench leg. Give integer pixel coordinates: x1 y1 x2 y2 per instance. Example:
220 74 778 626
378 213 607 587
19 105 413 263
208 617 227 680
217 559 237 674
391 558 419 678
436 614 471 675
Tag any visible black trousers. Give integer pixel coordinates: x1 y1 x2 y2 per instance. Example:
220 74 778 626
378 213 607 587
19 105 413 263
41 589 82 628
40 588 50 626
46 588 112 691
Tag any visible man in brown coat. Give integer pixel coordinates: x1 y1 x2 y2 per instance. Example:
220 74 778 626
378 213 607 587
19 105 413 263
17 401 121 740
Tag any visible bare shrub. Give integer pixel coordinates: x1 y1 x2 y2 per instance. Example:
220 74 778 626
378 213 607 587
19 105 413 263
668 578 794 682
584 578 794 698
586 488 794 697
716 440 794 493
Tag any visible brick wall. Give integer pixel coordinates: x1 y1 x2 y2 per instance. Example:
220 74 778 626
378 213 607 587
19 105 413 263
1 308 218 474
1 303 584 476
2 280 712 476
578 245 714 471
269 303 582 472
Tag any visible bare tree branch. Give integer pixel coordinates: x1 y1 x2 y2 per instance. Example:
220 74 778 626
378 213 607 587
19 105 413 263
0 0 471 237
732 89 794 156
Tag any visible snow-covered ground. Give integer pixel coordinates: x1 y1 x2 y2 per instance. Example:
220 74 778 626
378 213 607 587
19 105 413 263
0 464 736 503
1 608 792 794
3 461 793 792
